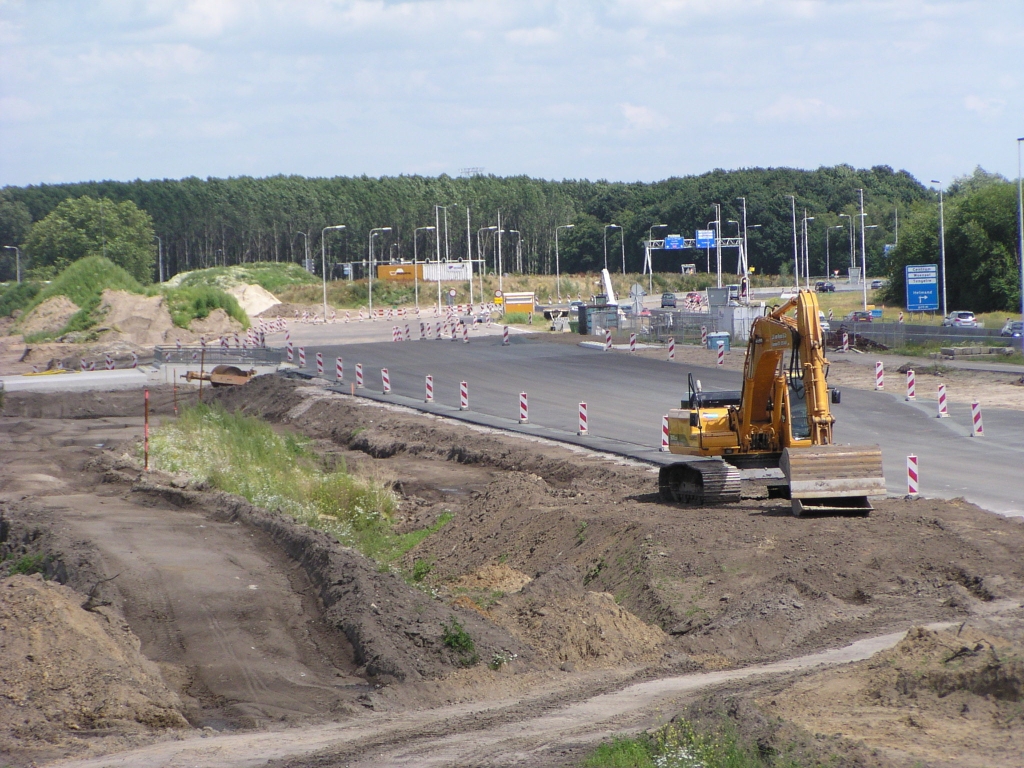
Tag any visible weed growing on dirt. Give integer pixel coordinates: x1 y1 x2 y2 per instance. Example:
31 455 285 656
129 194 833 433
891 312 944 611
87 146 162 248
412 558 433 582
488 651 517 671
0 281 41 318
441 616 479 666
5 553 49 577
162 285 249 329
147 403 404 557
502 311 531 324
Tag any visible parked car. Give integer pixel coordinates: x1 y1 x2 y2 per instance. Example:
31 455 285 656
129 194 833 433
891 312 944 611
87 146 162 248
1000 320 1024 338
941 311 977 328
870 279 885 290
818 311 830 333
844 310 873 323
661 292 677 308
815 280 835 293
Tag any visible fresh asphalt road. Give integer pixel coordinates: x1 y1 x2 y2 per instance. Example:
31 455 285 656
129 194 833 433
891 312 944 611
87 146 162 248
284 332 1024 518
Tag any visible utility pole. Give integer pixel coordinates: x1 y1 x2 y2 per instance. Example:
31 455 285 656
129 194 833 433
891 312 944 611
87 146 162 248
466 206 473 307
859 188 869 311
787 196 798 289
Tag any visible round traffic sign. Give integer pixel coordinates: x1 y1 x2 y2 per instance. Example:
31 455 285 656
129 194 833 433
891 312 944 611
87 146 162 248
449 289 457 298
494 290 503 298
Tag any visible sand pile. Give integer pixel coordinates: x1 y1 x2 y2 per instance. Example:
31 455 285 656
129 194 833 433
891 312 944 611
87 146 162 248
0 574 189 764
16 296 80 336
96 289 175 346
227 283 281 318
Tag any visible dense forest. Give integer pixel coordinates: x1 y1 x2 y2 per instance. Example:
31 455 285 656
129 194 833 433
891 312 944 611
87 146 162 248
0 166 923 280
1 166 1020 312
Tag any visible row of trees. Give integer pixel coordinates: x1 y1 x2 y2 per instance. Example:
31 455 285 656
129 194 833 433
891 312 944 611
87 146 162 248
1 165 925 285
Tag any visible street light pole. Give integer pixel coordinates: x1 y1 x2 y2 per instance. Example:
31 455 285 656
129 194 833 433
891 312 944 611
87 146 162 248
1017 138 1024 336
367 226 391 316
3 246 21 284
603 224 619 272
414 226 435 310
802 211 814 289
930 180 947 317
712 203 722 288
858 188 869 311
153 235 163 283
509 230 522 273
647 224 667 294
838 212 855 275
321 225 345 322
727 220 741 274
555 224 574 302
736 197 749 275
786 196 798 289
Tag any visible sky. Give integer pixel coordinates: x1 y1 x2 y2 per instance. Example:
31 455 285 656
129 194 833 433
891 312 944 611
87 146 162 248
1 0 1022 188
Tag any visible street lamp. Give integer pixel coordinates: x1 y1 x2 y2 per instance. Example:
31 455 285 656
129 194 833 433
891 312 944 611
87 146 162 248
321 225 345 321
786 196 798 289
930 180 947 317
604 224 620 272
368 226 391 316
826 225 844 280
555 224 574 301
508 229 522 273
3 245 21 284
414 226 435 310
802 212 815 289
297 231 309 269
648 223 667 242
857 189 870 311
736 197 749 275
838 212 855 274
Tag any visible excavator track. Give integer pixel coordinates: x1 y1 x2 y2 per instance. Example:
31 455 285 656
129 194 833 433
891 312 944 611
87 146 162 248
658 459 742 505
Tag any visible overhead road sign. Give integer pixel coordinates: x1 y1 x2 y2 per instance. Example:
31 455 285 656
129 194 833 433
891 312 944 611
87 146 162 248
695 230 716 248
664 235 685 249
905 264 938 311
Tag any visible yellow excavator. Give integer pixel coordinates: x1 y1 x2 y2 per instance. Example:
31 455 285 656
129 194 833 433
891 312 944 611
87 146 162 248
660 289 885 516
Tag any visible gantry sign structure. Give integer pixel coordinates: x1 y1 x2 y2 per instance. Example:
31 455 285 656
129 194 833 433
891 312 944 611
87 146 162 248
642 231 747 292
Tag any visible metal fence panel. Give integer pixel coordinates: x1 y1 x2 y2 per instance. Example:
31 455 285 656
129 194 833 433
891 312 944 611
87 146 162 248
154 346 282 366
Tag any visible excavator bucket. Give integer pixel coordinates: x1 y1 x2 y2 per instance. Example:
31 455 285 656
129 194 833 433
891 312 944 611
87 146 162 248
779 445 885 517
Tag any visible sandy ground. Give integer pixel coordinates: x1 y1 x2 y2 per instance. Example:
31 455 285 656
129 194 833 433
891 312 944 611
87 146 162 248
2 348 1023 766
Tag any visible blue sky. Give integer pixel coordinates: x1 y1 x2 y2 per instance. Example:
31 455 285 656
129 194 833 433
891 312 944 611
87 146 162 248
1 0 1021 187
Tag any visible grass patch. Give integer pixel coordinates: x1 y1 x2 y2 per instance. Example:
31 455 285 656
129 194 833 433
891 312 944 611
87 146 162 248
502 311 531 324
5 553 49 577
163 284 249 329
147 403 441 560
441 616 479 666
164 263 319 293
0 281 41 318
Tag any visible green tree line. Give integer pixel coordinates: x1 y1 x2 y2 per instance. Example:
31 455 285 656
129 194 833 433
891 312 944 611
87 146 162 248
1 166 926 285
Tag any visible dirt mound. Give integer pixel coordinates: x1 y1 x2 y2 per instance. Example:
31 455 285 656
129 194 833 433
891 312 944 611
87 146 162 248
452 563 533 593
188 307 242 337
489 565 666 667
769 624 1024 767
0 574 189 766
16 295 80 335
94 289 175 347
227 283 281 318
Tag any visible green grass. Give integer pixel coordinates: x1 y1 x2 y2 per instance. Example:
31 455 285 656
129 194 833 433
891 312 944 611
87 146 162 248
441 616 479 666
0 281 41 318
502 311 531 324
163 284 249 329
583 719 781 768
164 263 319 293
147 404 451 564
5 553 49 577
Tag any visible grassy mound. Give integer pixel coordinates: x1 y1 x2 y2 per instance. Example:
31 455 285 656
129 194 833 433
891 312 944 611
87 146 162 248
28 256 143 337
164 285 248 330
0 281 42 318
164 263 318 293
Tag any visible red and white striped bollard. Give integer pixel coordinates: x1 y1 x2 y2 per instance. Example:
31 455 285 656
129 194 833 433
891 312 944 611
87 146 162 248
519 392 528 424
381 368 391 394
425 375 434 403
502 325 510 346
661 415 670 452
874 361 884 390
105 354 114 370
970 401 984 437
906 369 916 401
717 341 725 366
316 352 323 375
604 329 612 351
463 323 469 343
578 402 588 436
336 357 343 381
937 383 949 418
700 326 707 346
460 380 468 410
629 333 636 354
907 454 919 496
842 332 849 353
668 337 675 361
355 363 364 389
298 347 306 368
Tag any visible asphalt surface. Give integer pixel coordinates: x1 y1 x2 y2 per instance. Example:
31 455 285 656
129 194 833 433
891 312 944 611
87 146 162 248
281 330 1024 518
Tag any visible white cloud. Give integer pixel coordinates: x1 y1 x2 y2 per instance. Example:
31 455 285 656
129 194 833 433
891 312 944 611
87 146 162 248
756 95 844 125
963 94 1006 119
0 96 47 123
620 102 664 131
505 26 557 46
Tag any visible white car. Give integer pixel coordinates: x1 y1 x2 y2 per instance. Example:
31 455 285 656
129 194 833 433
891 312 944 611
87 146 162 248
942 311 977 328
818 311 830 333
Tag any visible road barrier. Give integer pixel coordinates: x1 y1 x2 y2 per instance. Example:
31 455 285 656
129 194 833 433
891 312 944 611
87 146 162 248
874 361 884 390
298 347 305 368
130 352 138 369
842 332 849 353
717 341 725 366
503 326 510 346
971 401 984 437
463 323 469 343
286 340 293 362
605 329 612 351
668 337 675 360
381 368 391 394
355 363 364 389
336 357 344 381
405 324 411 341
700 326 707 346
937 383 949 417
425 375 434 403
907 454 919 496
460 380 468 410
630 333 636 354
435 322 442 340
316 352 323 375
519 392 529 424
105 354 114 370
661 415 670 451
906 369 916 400
578 402 588 435
420 322 425 340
